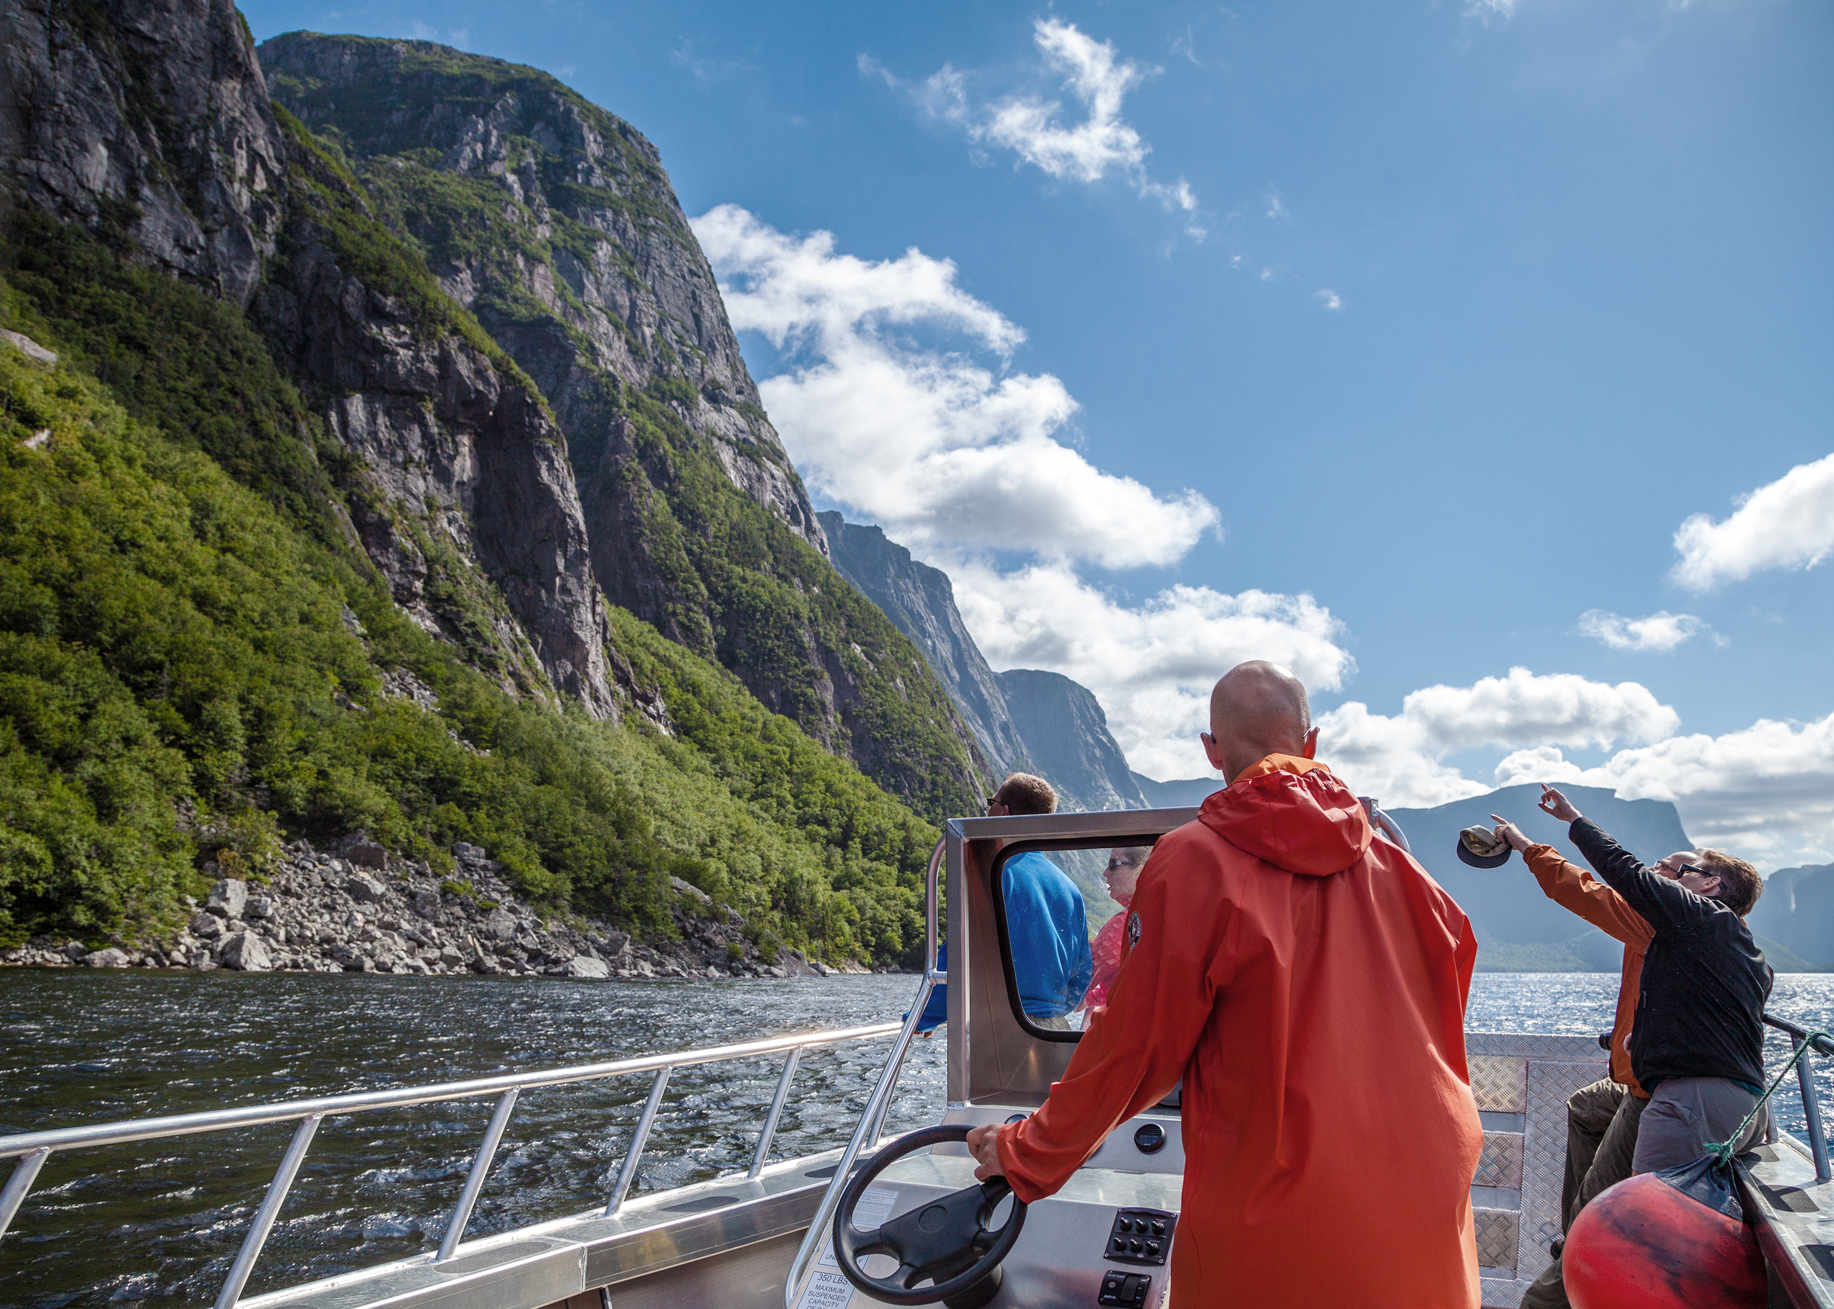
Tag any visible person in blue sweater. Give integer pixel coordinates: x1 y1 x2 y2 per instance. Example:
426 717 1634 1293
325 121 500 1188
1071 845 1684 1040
915 773 1091 1033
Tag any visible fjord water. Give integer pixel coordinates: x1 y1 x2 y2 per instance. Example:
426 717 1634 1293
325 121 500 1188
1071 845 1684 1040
5 972 1834 1307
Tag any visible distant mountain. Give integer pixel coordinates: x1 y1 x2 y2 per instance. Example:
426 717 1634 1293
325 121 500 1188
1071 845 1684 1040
1748 863 1834 968
996 670 1149 812
819 514 1021 780
821 513 1149 813
1133 774 1222 808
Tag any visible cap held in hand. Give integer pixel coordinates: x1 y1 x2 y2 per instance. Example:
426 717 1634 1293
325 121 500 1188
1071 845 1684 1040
1456 824 1512 869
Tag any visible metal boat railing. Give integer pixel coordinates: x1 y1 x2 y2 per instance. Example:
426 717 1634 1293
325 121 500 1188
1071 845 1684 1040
1764 1013 1834 1184
0 1019 902 1309
782 837 947 1309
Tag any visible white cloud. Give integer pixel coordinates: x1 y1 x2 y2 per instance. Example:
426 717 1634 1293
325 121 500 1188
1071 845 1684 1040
950 560 1355 780
1494 713 1834 869
1316 289 1343 311
1576 609 1717 652
1671 451 1834 590
871 19 1197 217
693 206 1220 568
1315 668 1680 809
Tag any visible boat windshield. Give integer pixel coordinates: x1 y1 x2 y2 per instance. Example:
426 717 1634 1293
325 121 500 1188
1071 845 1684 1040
991 836 1161 1041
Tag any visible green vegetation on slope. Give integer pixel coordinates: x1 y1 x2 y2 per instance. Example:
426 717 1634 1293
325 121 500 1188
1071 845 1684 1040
0 241 935 964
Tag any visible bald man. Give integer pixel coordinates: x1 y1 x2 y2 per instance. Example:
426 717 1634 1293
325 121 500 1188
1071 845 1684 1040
967 661 1483 1308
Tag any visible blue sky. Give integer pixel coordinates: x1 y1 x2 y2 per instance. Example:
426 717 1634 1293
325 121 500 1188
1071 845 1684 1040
240 0 1833 865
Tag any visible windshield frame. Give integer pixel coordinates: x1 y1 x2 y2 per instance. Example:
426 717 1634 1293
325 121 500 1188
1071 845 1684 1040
988 835 1162 1044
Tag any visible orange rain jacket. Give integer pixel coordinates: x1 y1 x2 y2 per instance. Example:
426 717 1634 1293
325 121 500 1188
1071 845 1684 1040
995 755 1483 1308
1523 844 1653 1097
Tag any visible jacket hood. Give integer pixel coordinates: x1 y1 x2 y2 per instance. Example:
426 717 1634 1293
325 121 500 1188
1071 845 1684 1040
1198 754 1373 877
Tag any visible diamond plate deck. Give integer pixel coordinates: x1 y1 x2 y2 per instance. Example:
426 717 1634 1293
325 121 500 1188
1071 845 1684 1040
1474 1209 1520 1273
1470 1056 1526 1113
1475 1133 1525 1190
1468 1037 1607 1308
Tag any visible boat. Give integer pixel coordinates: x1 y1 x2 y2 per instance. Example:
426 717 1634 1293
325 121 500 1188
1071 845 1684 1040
3 804 1831 1308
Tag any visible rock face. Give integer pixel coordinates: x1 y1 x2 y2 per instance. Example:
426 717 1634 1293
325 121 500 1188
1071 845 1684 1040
822 513 1029 777
257 32 826 554
257 125 622 716
0 0 627 718
254 34 987 812
0 0 285 305
996 670 1148 812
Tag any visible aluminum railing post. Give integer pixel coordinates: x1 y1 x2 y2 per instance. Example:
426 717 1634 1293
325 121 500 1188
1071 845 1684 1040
783 971 934 1309
213 1113 322 1309
0 1146 50 1245
606 1068 671 1215
1792 1035 1831 1183
436 1087 520 1261
749 1048 803 1180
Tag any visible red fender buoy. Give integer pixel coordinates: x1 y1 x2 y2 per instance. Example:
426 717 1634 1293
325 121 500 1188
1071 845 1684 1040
1564 1172 1766 1309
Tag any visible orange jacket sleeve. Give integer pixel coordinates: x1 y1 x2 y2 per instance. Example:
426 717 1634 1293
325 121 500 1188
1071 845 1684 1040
994 850 1218 1200
1523 843 1652 949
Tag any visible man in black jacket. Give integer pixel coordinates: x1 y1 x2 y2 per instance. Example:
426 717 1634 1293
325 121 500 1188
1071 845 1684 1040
1526 785 1772 1172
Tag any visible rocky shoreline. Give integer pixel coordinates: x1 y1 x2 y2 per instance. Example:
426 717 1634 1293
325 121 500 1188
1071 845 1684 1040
1 838 872 981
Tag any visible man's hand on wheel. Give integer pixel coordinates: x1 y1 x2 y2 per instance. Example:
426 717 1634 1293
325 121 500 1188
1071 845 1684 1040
1538 784 1582 824
966 1124 1005 1182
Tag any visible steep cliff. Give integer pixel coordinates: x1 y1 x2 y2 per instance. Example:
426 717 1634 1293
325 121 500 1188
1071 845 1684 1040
250 35 986 816
821 512 1028 777
0 0 968 960
0 0 283 306
0 0 624 715
1746 863 1834 969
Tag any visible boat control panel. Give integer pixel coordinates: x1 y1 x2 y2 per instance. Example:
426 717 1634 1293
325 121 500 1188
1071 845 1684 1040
1103 1208 1175 1265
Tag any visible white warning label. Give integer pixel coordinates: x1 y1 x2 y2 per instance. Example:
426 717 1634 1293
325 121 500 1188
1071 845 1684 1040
797 1269 857 1309
817 1187 900 1268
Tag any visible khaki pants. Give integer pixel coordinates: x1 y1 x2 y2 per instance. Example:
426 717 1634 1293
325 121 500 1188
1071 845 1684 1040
1519 1079 1646 1309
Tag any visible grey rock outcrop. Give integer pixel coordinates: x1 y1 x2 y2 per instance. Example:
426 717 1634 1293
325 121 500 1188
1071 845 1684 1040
249 35 995 819
219 930 272 971
207 878 249 919
2 0 627 720
821 512 1150 813
0 0 285 306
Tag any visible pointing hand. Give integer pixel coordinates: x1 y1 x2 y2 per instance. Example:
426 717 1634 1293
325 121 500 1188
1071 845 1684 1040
1490 815 1531 853
1537 784 1581 824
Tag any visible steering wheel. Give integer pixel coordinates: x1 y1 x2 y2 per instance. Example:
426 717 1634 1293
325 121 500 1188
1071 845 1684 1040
831 1124 1028 1309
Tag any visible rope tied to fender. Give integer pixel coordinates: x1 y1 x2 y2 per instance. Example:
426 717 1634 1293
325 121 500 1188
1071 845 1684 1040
1705 1027 1833 1168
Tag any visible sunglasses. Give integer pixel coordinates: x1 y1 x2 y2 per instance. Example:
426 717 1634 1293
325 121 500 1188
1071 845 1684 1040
1677 863 1711 878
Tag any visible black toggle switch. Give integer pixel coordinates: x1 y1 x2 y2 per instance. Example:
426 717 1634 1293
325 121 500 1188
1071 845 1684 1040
1098 1271 1153 1307
1105 1208 1177 1266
